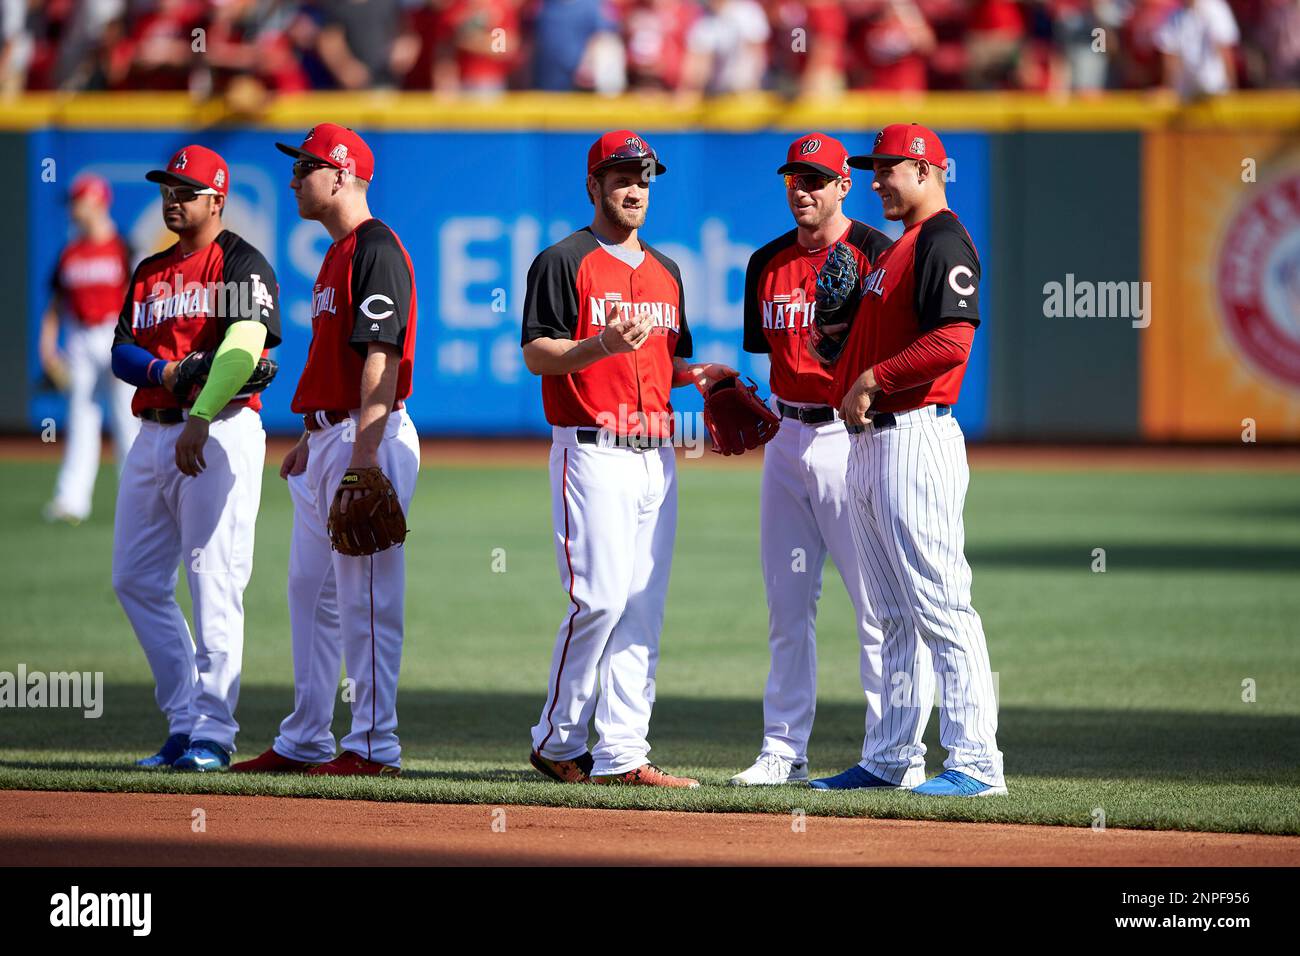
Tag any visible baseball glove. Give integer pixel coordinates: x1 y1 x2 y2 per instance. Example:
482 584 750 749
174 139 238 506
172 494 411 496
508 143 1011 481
327 467 408 557
171 350 279 403
809 240 861 365
703 375 781 456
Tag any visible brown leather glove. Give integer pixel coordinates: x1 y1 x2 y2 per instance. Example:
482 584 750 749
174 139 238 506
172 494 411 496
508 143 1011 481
703 375 781 456
327 467 408 556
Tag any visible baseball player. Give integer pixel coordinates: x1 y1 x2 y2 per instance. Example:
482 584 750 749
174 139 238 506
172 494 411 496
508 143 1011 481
40 173 138 525
522 130 737 788
233 124 420 777
812 124 1005 795
111 145 281 772
730 133 890 786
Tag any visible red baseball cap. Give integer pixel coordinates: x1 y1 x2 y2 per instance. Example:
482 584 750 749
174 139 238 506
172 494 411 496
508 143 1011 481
848 123 948 171
146 145 229 195
69 173 112 206
276 123 375 182
587 130 666 177
778 132 850 180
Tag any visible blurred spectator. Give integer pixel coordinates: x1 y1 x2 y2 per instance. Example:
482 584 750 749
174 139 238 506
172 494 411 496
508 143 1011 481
766 0 850 96
920 0 972 88
965 0 1027 88
441 0 523 94
203 0 311 99
1047 0 1115 93
1118 0 1179 87
47 0 125 91
314 0 414 90
847 0 935 92
107 0 205 92
623 0 695 92
529 0 621 92
1251 0 1300 86
681 0 770 96
1155 0 1240 98
0 0 34 96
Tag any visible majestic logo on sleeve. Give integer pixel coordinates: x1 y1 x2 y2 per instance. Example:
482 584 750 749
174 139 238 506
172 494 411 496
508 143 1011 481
588 294 679 332
1217 171 1300 389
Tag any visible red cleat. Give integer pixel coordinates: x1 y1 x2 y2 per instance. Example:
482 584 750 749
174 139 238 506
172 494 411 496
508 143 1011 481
590 763 700 789
305 751 400 777
230 747 319 774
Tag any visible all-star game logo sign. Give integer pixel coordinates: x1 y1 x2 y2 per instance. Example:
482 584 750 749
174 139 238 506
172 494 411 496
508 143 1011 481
1217 171 1300 390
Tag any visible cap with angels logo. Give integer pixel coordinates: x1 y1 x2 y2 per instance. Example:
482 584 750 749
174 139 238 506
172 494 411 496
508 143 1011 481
848 124 948 171
276 123 375 182
777 132 850 180
69 173 112 206
145 145 230 195
587 130 667 177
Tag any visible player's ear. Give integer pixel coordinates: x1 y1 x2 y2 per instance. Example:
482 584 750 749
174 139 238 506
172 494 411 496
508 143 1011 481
212 193 226 218
915 159 930 184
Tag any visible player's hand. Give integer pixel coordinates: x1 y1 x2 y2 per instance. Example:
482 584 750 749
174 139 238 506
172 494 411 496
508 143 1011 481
600 312 654 354
280 433 309 480
161 361 180 392
839 374 875 427
174 416 210 476
687 362 740 393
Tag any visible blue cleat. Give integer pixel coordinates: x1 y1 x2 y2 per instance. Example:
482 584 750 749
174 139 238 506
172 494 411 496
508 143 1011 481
912 770 1007 797
808 764 904 791
172 739 232 773
136 733 191 768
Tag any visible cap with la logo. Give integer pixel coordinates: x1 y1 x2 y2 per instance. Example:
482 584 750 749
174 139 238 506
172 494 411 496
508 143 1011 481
145 145 230 195
777 132 850 179
276 123 375 182
848 124 948 171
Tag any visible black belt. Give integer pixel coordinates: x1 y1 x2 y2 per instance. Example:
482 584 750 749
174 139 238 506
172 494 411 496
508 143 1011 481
138 407 185 425
846 404 950 434
575 429 671 451
303 410 351 432
775 400 837 425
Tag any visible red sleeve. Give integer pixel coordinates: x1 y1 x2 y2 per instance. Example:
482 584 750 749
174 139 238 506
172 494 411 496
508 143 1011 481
872 322 975 394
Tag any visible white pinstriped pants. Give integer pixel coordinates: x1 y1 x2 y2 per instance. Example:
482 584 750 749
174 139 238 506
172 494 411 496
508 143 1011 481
845 406 1004 787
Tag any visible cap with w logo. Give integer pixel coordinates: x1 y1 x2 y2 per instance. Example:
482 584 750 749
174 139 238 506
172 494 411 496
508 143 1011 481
587 130 667 176
777 132 850 179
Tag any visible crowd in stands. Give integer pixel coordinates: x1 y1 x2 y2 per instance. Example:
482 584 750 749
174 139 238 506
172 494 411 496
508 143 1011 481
2 0 1297 101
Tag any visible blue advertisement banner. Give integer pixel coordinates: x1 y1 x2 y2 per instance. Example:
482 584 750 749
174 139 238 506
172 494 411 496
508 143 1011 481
28 128 990 438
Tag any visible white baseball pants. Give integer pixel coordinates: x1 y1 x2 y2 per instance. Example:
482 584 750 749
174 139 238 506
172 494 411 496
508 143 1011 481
112 405 266 751
759 403 883 761
52 321 138 519
531 428 677 777
274 409 420 768
845 406 1004 788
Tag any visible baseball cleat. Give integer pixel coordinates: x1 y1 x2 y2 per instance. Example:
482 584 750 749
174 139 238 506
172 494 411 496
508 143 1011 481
729 752 809 786
172 739 231 772
305 751 400 777
590 763 700 789
230 746 320 774
912 769 1008 797
135 733 191 768
808 764 905 791
529 750 594 783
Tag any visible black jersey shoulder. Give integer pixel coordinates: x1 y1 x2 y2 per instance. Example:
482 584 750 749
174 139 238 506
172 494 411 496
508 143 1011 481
352 219 411 265
915 210 977 260
845 219 892 264
540 227 603 271
644 241 685 290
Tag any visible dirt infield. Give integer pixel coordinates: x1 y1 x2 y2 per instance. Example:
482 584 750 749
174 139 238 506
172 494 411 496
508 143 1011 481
4 435 1299 471
4 790 1298 866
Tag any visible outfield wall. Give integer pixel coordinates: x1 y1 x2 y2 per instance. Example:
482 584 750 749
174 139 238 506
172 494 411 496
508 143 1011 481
7 93 1300 441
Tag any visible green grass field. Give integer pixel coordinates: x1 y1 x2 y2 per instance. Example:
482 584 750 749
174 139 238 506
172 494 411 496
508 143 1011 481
2 455 1299 834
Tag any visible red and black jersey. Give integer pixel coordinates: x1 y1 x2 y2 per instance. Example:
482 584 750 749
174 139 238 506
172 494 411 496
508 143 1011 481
743 219 891 405
113 230 281 415
52 234 132 327
292 218 418 414
521 228 693 437
833 209 981 413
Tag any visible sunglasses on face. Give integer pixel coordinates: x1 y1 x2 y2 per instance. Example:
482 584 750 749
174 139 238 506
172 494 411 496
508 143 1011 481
159 185 210 204
292 160 333 180
784 173 840 193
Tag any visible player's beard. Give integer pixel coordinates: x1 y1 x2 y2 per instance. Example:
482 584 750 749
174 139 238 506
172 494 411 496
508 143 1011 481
601 191 647 231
